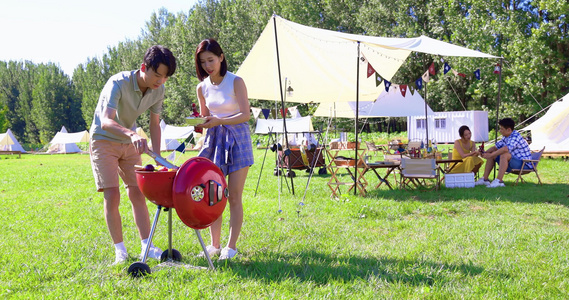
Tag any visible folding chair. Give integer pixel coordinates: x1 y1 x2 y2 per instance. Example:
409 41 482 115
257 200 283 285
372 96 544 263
507 147 545 185
399 158 440 191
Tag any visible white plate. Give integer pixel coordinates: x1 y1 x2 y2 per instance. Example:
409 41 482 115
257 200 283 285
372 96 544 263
185 117 206 126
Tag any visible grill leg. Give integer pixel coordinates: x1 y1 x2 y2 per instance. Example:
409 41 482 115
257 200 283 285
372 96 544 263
142 205 162 263
195 229 215 270
168 208 173 260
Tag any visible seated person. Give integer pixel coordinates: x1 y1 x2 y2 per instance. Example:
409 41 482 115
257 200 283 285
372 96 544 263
475 118 532 188
450 125 483 174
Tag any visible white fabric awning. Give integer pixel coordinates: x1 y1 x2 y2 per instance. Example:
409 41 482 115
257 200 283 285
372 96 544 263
50 130 89 144
237 15 499 104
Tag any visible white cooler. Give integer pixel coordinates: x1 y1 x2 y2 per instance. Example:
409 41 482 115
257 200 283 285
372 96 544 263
445 173 475 188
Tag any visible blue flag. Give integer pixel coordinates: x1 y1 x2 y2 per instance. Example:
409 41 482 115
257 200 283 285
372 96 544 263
415 77 423 90
444 62 451 75
175 142 186 153
384 80 391 92
474 69 481 80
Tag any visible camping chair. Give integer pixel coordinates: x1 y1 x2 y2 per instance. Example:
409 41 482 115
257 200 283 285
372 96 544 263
399 158 440 191
507 147 545 185
365 141 387 161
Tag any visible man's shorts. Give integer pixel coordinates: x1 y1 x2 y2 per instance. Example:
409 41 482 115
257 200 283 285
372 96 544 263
90 139 141 192
495 155 532 173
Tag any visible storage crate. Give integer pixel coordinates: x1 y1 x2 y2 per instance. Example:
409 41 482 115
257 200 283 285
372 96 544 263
445 173 475 188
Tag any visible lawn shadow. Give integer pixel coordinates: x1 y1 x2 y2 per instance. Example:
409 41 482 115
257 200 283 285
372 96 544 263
366 183 569 206
227 250 485 286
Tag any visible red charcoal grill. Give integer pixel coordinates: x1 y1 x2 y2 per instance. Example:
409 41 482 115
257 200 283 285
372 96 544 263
127 151 228 277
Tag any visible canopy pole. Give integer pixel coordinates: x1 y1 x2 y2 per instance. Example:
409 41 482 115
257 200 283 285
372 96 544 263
273 15 294 195
354 41 360 196
493 57 503 179
425 79 429 147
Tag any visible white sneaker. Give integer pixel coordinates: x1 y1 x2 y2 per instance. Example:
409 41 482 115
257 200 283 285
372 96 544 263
198 245 221 258
487 179 505 188
475 178 491 186
140 245 163 260
113 251 128 265
219 247 238 260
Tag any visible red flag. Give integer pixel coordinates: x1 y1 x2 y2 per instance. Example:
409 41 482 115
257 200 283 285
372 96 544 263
429 62 436 75
280 108 288 117
367 63 375 78
400 85 407 97
458 73 466 78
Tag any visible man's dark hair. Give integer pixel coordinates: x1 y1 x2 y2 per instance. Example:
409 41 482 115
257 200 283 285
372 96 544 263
458 125 471 138
143 45 177 77
498 118 515 131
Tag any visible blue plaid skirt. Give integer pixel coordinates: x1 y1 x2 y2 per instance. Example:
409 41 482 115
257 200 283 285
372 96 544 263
198 122 254 176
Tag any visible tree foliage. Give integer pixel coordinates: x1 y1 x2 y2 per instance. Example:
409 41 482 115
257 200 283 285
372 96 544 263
1 0 567 144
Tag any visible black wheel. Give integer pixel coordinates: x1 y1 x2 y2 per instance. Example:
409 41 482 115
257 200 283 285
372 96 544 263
128 262 151 278
160 249 182 262
318 168 327 175
273 168 282 176
286 170 296 178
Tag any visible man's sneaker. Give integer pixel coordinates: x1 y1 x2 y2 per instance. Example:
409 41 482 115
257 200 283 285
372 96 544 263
219 247 238 260
475 178 490 186
113 251 128 265
198 245 221 258
487 179 505 188
140 245 163 260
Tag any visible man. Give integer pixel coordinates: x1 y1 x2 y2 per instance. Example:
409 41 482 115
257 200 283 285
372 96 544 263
89 45 176 264
475 117 532 188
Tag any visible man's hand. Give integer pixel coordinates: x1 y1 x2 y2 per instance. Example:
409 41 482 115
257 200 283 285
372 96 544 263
129 133 148 154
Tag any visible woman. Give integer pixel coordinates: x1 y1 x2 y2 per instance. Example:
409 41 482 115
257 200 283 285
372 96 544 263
450 125 484 174
194 39 253 260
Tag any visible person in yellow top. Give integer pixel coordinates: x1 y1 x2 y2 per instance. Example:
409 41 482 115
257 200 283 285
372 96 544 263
450 125 484 174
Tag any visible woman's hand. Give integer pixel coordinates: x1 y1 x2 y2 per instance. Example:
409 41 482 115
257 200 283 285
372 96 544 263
197 116 222 129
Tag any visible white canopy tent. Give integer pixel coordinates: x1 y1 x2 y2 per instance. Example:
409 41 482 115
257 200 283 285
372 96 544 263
0 132 14 147
237 15 499 104
522 93 569 152
0 129 26 152
314 87 434 118
255 116 314 134
47 126 89 153
159 120 194 151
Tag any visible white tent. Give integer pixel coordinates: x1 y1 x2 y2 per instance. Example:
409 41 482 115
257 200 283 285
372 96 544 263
255 116 314 134
522 93 569 152
0 132 14 147
47 126 89 154
160 120 194 151
0 129 26 152
237 15 499 104
314 87 434 118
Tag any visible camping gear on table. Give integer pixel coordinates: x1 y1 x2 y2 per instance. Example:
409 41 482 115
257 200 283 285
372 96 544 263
128 151 228 277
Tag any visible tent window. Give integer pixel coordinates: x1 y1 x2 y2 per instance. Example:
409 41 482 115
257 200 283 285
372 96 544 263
435 118 446 129
416 119 426 129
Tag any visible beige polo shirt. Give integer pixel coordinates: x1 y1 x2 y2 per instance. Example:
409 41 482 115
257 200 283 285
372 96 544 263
89 70 164 143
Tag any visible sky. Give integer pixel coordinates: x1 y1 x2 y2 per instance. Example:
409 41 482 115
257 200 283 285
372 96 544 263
0 0 198 76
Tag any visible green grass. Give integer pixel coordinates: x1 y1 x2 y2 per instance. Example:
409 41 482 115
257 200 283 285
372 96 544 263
1 150 568 299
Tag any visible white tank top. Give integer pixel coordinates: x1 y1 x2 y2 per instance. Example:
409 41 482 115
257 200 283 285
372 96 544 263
202 71 240 118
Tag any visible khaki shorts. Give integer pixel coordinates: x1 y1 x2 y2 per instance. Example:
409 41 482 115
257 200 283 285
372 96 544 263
90 139 141 192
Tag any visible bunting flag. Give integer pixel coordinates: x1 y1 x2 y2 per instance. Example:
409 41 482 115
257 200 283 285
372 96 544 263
261 108 271 119
280 108 288 118
428 62 436 75
166 151 176 161
422 71 430 83
375 72 383 87
444 62 451 74
409 85 415 95
288 106 302 118
494 63 501 74
384 79 391 92
251 107 262 119
400 84 408 97
415 77 423 90
367 63 375 78
474 69 481 80
458 72 466 78
175 142 186 153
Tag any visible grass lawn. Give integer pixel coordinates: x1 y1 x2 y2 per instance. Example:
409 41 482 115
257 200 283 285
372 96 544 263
1 149 568 299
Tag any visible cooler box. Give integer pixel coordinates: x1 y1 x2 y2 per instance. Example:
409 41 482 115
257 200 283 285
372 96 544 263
445 173 475 188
